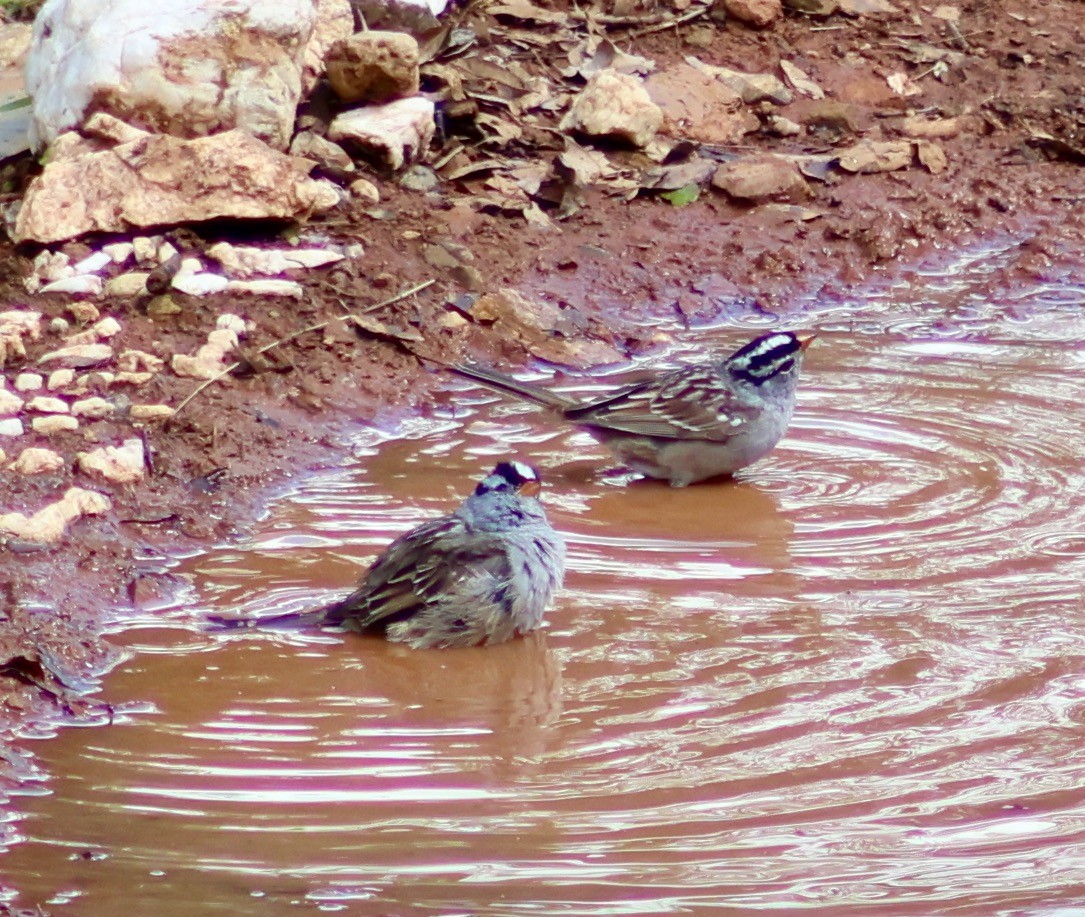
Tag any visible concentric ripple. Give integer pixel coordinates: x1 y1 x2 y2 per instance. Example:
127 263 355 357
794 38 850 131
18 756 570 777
7 238 1085 914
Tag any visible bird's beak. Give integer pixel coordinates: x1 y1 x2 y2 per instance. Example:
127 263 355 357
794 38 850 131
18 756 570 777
517 480 542 499
797 332 817 352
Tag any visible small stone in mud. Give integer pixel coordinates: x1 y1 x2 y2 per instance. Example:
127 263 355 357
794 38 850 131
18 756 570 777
32 415 79 434
38 343 113 368
71 397 115 418
0 417 24 436
47 369 76 391
0 486 111 543
350 178 380 204
67 302 100 324
0 388 23 415
15 373 43 392
8 447 64 475
106 273 151 297
78 439 145 484
129 404 175 422
26 395 69 414
117 350 165 373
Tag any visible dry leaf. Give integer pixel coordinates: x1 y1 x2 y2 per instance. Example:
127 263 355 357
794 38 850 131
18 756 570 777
915 140 948 173
780 60 825 100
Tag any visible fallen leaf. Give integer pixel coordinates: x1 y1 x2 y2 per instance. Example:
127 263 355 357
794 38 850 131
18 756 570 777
780 60 825 100
915 140 948 173
660 183 701 206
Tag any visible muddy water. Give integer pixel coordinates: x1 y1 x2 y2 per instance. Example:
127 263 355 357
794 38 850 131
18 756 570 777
7 242 1085 913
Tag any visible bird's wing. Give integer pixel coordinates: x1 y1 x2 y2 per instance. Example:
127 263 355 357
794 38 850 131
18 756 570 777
323 514 508 629
564 365 758 442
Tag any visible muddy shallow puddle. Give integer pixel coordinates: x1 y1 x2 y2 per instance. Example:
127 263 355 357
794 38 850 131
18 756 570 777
6 241 1085 913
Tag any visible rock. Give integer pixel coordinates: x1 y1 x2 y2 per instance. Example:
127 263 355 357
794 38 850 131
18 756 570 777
207 243 345 277
0 389 23 416
0 486 111 543
836 139 914 173
469 289 623 369
8 448 64 476
77 439 146 484
172 273 231 296
106 273 151 297
899 115 964 139
724 0 783 27
14 373 43 392
0 311 42 367
39 276 104 296
684 56 792 105
350 178 381 204
132 237 159 264
225 279 305 297
102 242 135 264
326 31 421 104
31 415 79 434
216 314 249 337
303 0 355 92
71 397 115 418
26 396 70 414
646 63 759 145
117 350 165 373
129 404 176 422
67 302 100 324
172 322 239 379
26 0 321 151
49 317 71 336
12 123 342 244
329 97 436 170
711 157 811 203
38 343 114 368
290 131 356 171
72 251 112 275
47 369 76 390
112 372 155 387
561 70 663 149
400 164 439 192
0 417 24 436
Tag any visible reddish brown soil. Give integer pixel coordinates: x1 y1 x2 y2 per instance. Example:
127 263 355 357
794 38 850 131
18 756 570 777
1 1 1084 770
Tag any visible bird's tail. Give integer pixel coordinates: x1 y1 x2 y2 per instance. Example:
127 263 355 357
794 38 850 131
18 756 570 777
450 363 575 411
206 607 335 631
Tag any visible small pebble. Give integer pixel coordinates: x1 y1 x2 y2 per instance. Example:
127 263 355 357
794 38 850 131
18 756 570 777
49 317 71 335
92 317 122 339
8 447 64 475
26 395 69 414
31 415 79 434
130 404 175 421
40 276 104 296
47 368 76 390
0 417 24 436
71 397 115 418
15 373 43 392
102 242 135 265
0 389 23 415
73 251 112 275
350 178 380 204
68 302 100 324
132 236 159 263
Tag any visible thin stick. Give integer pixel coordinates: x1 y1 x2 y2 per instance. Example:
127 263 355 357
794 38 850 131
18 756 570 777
170 278 436 417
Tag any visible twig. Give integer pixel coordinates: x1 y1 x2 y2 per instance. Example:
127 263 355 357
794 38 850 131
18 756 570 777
170 279 436 417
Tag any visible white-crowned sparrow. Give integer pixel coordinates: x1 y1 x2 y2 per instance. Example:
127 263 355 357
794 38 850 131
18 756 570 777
211 461 565 649
452 331 815 487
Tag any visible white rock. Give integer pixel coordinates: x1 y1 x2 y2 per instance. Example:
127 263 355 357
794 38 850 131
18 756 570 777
77 438 145 484
350 178 380 204
171 353 227 380
67 302 99 323
207 242 345 278
117 349 165 373
27 395 69 414
13 125 342 244
26 0 321 151
38 343 113 367
561 69 663 149
106 273 150 296
47 368 76 390
225 279 305 297
0 389 23 415
157 241 180 264
49 317 71 335
102 242 135 264
91 316 122 339
112 371 154 386
73 251 112 275
303 0 353 93
14 373 43 392
215 314 248 336
130 403 175 421
71 396 115 418
32 250 74 282
171 272 230 296
0 417 24 436
40 275 104 296
0 486 111 543
132 236 159 264
31 415 79 434
206 328 239 351
328 97 436 171
8 447 64 475
343 242 365 260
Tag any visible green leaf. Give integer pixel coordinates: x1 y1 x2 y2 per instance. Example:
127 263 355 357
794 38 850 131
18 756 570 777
660 183 700 207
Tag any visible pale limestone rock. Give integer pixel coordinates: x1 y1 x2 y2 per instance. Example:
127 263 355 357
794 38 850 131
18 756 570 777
31 250 74 283
39 276 105 296
225 279 305 297
0 388 23 416
117 350 165 373
12 125 342 244
350 178 381 204
38 343 114 368
561 70 663 149
303 0 354 92
0 22 31 69
26 396 70 414
216 314 248 336
723 0 782 28
67 302 100 323
132 237 159 264
91 317 122 339
106 273 150 297
157 241 180 264
71 397 115 418
49 317 71 335
0 417 24 436
172 273 230 296
14 373 43 392
47 369 76 390
102 242 135 264
130 404 175 421
0 486 111 543
78 438 145 484
290 131 356 171
112 371 154 386
27 0 321 151
172 321 239 380
0 310 42 366
32 415 79 434
207 243 345 277
8 447 64 475
326 31 420 103
73 251 112 275
711 157 810 203
329 97 436 170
